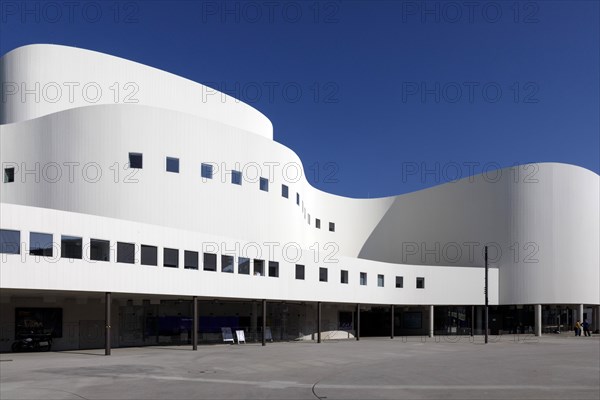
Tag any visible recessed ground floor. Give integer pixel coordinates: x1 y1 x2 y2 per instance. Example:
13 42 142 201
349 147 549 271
1 290 599 353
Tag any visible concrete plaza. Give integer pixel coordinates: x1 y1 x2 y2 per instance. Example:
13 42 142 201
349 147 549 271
1 335 598 400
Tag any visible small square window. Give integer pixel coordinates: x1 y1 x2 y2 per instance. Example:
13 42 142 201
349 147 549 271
260 177 269 192
141 245 157 266
329 222 335 232
129 152 143 169
222 255 234 273
201 163 213 179
238 257 250 275
61 235 82 259
253 259 265 276
29 232 53 257
164 248 179 268
204 252 217 271
319 267 328 282
417 277 425 289
341 270 348 284
117 242 135 264
360 272 367 286
90 239 110 262
282 184 289 198
296 193 300 205
378 274 385 287
295 264 305 280
0 229 20 254
316 219 321 229
166 157 179 173
396 276 404 288
185 251 199 270
232 170 242 185
268 261 279 277
4 168 15 183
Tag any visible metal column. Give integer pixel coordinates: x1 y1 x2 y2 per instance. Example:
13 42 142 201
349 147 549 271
192 296 198 351
317 302 322 343
262 299 267 346
534 304 542 337
471 305 474 337
429 305 434 338
105 292 111 356
356 304 361 341
390 305 395 339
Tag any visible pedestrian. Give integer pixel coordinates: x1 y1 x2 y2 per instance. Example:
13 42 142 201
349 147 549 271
582 319 591 337
574 320 582 336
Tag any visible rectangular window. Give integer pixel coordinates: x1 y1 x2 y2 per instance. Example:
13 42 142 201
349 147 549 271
61 235 82 259
29 232 53 257
0 229 20 254
378 274 385 287
129 152 143 169
231 170 242 185
164 248 179 268
203 252 217 271
238 257 250 275
117 242 135 264
221 255 234 273
417 277 425 289
201 163 213 179
260 177 269 192
4 167 15 183
166 157 179 173
341 270 348 284
185 250 199 270
308 214 311 225
396 276 404 288
316 219 321 229
253 259 264 276
90 239 110 262
268 261 279 277
141 245 158 266
282 184 289 198
296 193 300 205
295 264 305 280
360 272 367 286
319 267 328 282
329 222 335 232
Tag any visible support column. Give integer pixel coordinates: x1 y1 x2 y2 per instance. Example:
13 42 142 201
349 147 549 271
192 296 198 351
390 305 395 339
534 304 542 337
578 304 584 323
262 299 267 346
429 305 434 338
594 306 600 332
317 302 322 343
105 292 111 356
356 304 360 341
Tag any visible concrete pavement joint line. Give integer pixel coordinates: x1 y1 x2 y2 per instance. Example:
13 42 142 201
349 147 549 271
115 373 598 391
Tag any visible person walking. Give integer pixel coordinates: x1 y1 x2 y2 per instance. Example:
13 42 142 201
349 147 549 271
574 320 582 336
582 319 591 336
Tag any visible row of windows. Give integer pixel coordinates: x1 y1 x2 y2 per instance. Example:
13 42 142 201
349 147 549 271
2 155 336 233
0 229 426 288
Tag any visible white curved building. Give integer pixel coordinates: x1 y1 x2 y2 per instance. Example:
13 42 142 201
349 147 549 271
1 44 598 352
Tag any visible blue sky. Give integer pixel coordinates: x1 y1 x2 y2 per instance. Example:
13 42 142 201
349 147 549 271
1 0 598 198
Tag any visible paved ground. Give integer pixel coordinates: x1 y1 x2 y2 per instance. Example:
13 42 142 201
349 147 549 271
1 335 598 400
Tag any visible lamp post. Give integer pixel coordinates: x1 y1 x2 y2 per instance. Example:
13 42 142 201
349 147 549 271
484 245 489 344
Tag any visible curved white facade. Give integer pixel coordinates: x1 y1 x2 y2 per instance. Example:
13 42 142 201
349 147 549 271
0 45 598 349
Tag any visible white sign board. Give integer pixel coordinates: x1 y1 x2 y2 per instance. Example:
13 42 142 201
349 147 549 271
221 327 234 343
235 330 246 344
